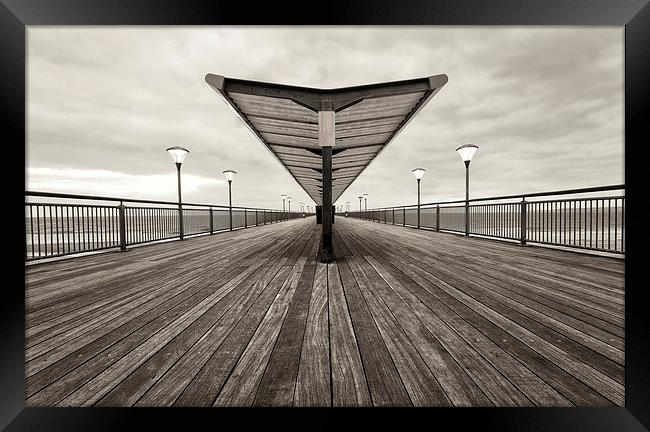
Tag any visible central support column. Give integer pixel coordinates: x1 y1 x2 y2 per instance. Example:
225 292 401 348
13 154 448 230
319 108 335 263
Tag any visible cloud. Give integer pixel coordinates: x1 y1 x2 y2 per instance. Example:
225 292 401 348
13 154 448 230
27 27 623 209
27 167 223 202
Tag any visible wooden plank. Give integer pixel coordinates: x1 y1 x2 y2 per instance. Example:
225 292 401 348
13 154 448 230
172 266 294 406
59 264 274 406
146 228 315 407
400 242 625 380
50 225 313 407
335 240 411 406
252 261 317 406
293 262 331 406
359 233 613 406
327 263 371 406
213 235 315 406
341 227 568 406
26 227 301 378
25 214 626 408
25 265 246 405
97 227 314 407
339 218 624 406
341 239 454 407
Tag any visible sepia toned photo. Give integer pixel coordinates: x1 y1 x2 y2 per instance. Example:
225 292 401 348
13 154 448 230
25 26 624 407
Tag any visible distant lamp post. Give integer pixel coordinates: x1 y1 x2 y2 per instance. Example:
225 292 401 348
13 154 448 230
287 196 292 217
166 146 189 240
223 170 237 231
412 168 426 229
363 193 368 212
358 196 363 212
456 144 479 236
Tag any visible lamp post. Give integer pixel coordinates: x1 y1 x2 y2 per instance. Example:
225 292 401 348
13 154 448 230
363 194 368 219
358 196 363 213
287 196 292 217
223 170 237 231
166 146 189 240
412 168 426 229
455 144 479 236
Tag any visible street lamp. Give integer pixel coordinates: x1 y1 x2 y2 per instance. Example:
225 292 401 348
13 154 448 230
223 170 237 231
412 168 426 229
456 144 479 236
358 196 363 212
363 193 368 212
281 194 287 221
166 146 189 240
287 196 292 216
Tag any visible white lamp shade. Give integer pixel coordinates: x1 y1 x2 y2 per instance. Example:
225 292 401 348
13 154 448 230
363 194 368 199
281 194 287 200
166 146 189 164
287 196 292 202
412 167 426 180
456 144 479 162
222 170 237 181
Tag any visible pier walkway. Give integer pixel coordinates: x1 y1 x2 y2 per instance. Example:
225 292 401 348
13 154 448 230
25 216 624 407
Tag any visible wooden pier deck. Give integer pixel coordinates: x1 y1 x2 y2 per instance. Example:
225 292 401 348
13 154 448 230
24 217 625 407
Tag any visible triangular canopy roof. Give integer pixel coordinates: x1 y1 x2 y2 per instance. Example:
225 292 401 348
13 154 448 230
205 73 448 205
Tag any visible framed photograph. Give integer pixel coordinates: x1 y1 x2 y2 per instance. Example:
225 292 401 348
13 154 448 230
2 0 649 430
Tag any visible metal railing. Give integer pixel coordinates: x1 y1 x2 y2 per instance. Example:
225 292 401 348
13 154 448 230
25 191 310 261
345 185 625 255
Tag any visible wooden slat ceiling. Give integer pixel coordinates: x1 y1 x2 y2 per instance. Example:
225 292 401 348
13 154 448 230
206 74 448 205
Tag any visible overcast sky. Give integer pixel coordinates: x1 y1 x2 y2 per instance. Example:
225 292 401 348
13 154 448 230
27 27 623 210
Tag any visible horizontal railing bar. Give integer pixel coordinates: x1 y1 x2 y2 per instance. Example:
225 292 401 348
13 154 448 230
25 191 289 212
353 184 625 211
25 202 118 209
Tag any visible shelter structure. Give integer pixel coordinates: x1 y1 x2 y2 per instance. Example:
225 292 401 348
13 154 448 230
205 73 448 262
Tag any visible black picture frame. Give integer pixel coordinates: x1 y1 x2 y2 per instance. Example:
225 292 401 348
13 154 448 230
2 0 649 430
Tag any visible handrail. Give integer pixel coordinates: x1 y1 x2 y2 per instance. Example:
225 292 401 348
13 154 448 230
25 190 285 212
346 184 625 255
24 190 313 262
358 184 625 211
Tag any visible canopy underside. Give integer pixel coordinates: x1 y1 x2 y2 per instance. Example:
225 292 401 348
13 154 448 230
206 74 448 205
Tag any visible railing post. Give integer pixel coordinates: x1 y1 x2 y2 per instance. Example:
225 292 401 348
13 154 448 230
118 201 127 251
392 208 395 225
520 197 527 246
403 207 406 227
255 209 258 226
436 204 440 232
244 209 247 228
209 207 214 234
